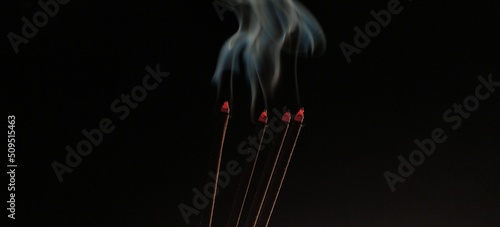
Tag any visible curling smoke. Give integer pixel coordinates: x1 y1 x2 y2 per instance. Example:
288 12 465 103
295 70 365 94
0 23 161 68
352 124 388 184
212 0 326 113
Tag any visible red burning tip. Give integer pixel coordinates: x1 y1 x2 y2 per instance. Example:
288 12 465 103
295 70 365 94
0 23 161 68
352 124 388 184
282 111 291 123
220 101 230 114
294 108 304 123
258 110 268 124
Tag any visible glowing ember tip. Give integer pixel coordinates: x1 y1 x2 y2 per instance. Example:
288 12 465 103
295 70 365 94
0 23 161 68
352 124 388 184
258 110 268 124
282 111 291 123
294 108 304 122
220 101 230 114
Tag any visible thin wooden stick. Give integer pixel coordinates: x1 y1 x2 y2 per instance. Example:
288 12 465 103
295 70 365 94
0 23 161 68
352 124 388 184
207 101 230 227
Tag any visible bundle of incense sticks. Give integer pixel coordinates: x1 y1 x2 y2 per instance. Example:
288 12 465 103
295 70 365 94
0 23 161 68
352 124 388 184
204 102 304 227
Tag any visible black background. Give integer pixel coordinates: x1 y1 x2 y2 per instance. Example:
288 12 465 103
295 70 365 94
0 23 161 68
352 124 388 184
2 0 499 226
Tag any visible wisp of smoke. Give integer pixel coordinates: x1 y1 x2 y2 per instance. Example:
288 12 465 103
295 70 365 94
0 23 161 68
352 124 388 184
212 0 326 113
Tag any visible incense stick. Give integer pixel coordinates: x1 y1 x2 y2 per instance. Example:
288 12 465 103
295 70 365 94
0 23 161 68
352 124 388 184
244 111 291 227
207 101 230 227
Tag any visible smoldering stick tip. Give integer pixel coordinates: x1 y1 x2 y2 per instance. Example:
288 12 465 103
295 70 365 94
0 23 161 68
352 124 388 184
258 109 268 124
282 111 291 123
294 108 304 122
221 101 230 114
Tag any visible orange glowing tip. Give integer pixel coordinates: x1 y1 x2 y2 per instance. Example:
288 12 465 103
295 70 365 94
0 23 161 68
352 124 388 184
220 101 230 114
258 110 268 124
282 111 291 123
294 107 304 123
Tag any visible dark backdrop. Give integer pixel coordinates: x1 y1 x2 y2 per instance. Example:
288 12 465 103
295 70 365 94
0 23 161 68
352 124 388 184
2 0 499 226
